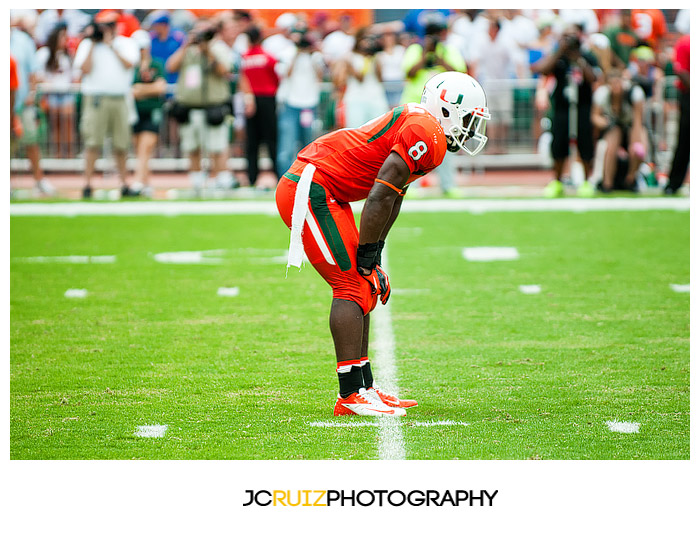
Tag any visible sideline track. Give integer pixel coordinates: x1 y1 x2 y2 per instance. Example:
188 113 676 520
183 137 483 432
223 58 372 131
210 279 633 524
10 197 690 217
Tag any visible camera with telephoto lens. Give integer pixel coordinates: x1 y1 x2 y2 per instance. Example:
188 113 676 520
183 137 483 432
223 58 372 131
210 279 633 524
87 22 105 42
192 28 217 44
363 34 383 56
565 34 581 51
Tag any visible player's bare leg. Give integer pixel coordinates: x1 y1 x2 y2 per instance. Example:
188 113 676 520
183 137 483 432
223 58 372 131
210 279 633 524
360 311 418 409
329 298 364 379
330 299 405 416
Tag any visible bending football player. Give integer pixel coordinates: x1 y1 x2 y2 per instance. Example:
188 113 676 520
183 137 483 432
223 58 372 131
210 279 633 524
276 72 490 416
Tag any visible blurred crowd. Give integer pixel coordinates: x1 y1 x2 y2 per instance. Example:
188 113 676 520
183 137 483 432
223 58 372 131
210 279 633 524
9 8 690 198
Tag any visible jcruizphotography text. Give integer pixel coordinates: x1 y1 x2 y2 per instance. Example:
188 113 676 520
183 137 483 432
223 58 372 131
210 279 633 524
243 489 498 507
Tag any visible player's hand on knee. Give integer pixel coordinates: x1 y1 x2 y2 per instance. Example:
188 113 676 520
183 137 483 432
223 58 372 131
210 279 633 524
360 266 391 305
374 265 391 305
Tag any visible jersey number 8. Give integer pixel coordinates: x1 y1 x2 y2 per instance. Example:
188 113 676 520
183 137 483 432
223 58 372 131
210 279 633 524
408 141 428 160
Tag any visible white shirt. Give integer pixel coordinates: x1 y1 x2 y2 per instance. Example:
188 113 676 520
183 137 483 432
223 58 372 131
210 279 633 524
283 50 325 109
73 36 140 96
321 30 355 63
36 47 74 91
377 45 406 83
262 33 295 61
471 32 522 82
343 53 387 107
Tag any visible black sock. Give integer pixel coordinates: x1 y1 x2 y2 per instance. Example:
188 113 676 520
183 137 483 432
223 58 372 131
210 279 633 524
337 361 365 398
361 358 374 389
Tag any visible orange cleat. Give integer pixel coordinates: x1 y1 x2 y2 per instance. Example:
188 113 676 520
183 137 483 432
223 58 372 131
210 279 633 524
368 386 418 409
333 388 406 417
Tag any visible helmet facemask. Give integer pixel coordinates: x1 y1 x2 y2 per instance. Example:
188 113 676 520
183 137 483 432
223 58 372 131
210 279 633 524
445 108 490 155
421 72 491 156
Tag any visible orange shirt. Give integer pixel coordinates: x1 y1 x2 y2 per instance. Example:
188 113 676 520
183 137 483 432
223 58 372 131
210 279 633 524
298 104 447 202
631 9 667 49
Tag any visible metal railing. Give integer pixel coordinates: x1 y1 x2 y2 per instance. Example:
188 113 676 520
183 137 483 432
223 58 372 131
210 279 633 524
10 77 681 175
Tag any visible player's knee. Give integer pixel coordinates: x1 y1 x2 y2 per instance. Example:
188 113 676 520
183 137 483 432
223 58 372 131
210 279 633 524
332 279 378 315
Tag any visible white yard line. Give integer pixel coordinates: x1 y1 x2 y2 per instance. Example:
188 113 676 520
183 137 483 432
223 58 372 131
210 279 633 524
64 289 88 298
134 424 168 438
10 197 690 217
371 246 406 461
519 285 542 294
308 420 471 428
605 421 641 434
670 284 690 293
463 247 520 262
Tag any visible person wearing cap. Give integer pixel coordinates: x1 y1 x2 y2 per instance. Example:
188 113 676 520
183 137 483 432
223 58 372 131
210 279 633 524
130 29 167 198
149 12 185 88
166 18 235 194
10 9 57 197
73 10 141 199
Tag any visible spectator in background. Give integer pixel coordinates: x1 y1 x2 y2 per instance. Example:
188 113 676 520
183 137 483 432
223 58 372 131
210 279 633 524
36 23 76 158
630 9 667 52
166 19 236 194
558 9 599 36
276 23 325 177
73 11 140 199
674 9 690 36
97 9 141 38
232 10 254 56
11 55 20 157
240 25 280 188
627 45 662 99
534 25 599 198
400 12 466 197
149 12 185 89
664 33 689 195
262 12 297 61
35 9 90 50
10 10 56 197
321 14 355 66
604 10 639 67
586 33 615 79
336 27 389 129
130 29 167 198
470 19 526 154
376 27 406 108
402 8 453 38
590 69 647 192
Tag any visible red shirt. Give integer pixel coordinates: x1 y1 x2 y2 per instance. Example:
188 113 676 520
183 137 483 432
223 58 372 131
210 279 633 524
674 34 690 93
241 45 279 98
10 55 19 91
298 104 447 203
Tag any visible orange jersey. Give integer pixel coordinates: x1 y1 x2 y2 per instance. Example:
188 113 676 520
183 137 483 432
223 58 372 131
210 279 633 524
297 104 447 202
631 9 667 48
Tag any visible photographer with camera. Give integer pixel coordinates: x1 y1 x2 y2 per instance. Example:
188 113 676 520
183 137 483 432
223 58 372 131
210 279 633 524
534 25 599 198
73 10 140 199
335 26 389 129
276 22 326 176
166 19 235 195
399 12 466 197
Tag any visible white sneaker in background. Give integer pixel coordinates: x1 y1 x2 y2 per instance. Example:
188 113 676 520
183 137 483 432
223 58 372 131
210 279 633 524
35 178 57 197
189 171 207 196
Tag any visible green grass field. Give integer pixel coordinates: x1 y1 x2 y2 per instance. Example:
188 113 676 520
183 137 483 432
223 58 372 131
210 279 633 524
10 208 690 459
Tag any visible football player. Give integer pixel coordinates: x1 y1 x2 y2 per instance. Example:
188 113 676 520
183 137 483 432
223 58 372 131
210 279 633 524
276 71 490 416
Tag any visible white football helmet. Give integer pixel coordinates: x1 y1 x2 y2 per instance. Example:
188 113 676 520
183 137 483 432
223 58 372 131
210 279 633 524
421 71 491 156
